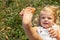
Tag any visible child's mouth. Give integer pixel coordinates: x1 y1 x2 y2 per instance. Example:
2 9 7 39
44 23 48 24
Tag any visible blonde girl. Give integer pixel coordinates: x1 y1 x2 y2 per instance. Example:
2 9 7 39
20 5 60 40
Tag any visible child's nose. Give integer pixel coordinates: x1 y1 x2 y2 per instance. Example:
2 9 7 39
45 18 48 21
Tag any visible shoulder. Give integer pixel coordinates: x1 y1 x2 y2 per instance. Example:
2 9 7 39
57 25 60 30
53 24 59 29
54 24 60 29
54 24 60 32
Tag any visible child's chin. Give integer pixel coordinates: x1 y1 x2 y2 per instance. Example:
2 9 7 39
43 26 50 29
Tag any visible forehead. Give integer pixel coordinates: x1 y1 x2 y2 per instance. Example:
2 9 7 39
40 11 54 17
40 11 53 15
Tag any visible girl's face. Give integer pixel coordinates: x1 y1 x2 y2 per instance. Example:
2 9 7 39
40 11 55 28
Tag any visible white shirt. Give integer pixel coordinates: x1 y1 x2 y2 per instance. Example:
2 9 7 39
37 24 58 40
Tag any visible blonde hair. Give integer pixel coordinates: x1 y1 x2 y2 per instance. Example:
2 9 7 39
38 5 59 26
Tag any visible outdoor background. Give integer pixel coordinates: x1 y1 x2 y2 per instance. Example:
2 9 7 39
0 0 60 40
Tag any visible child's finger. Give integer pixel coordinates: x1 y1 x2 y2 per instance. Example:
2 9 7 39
25 7 35 14
19 8 25 16
50 32 58 38
48 28 56 34
49 30 55 34
47 28 53 32
52 30 58 37
53 33 58 38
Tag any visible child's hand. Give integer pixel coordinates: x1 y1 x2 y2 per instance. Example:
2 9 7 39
48 28 58 38
19 7 35 24
19 7 35 17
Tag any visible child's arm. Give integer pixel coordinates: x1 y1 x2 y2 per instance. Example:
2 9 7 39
19 7 43 40
57 26 60 40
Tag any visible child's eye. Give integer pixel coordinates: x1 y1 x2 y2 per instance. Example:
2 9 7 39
48 17 52 19
41 17 45 19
